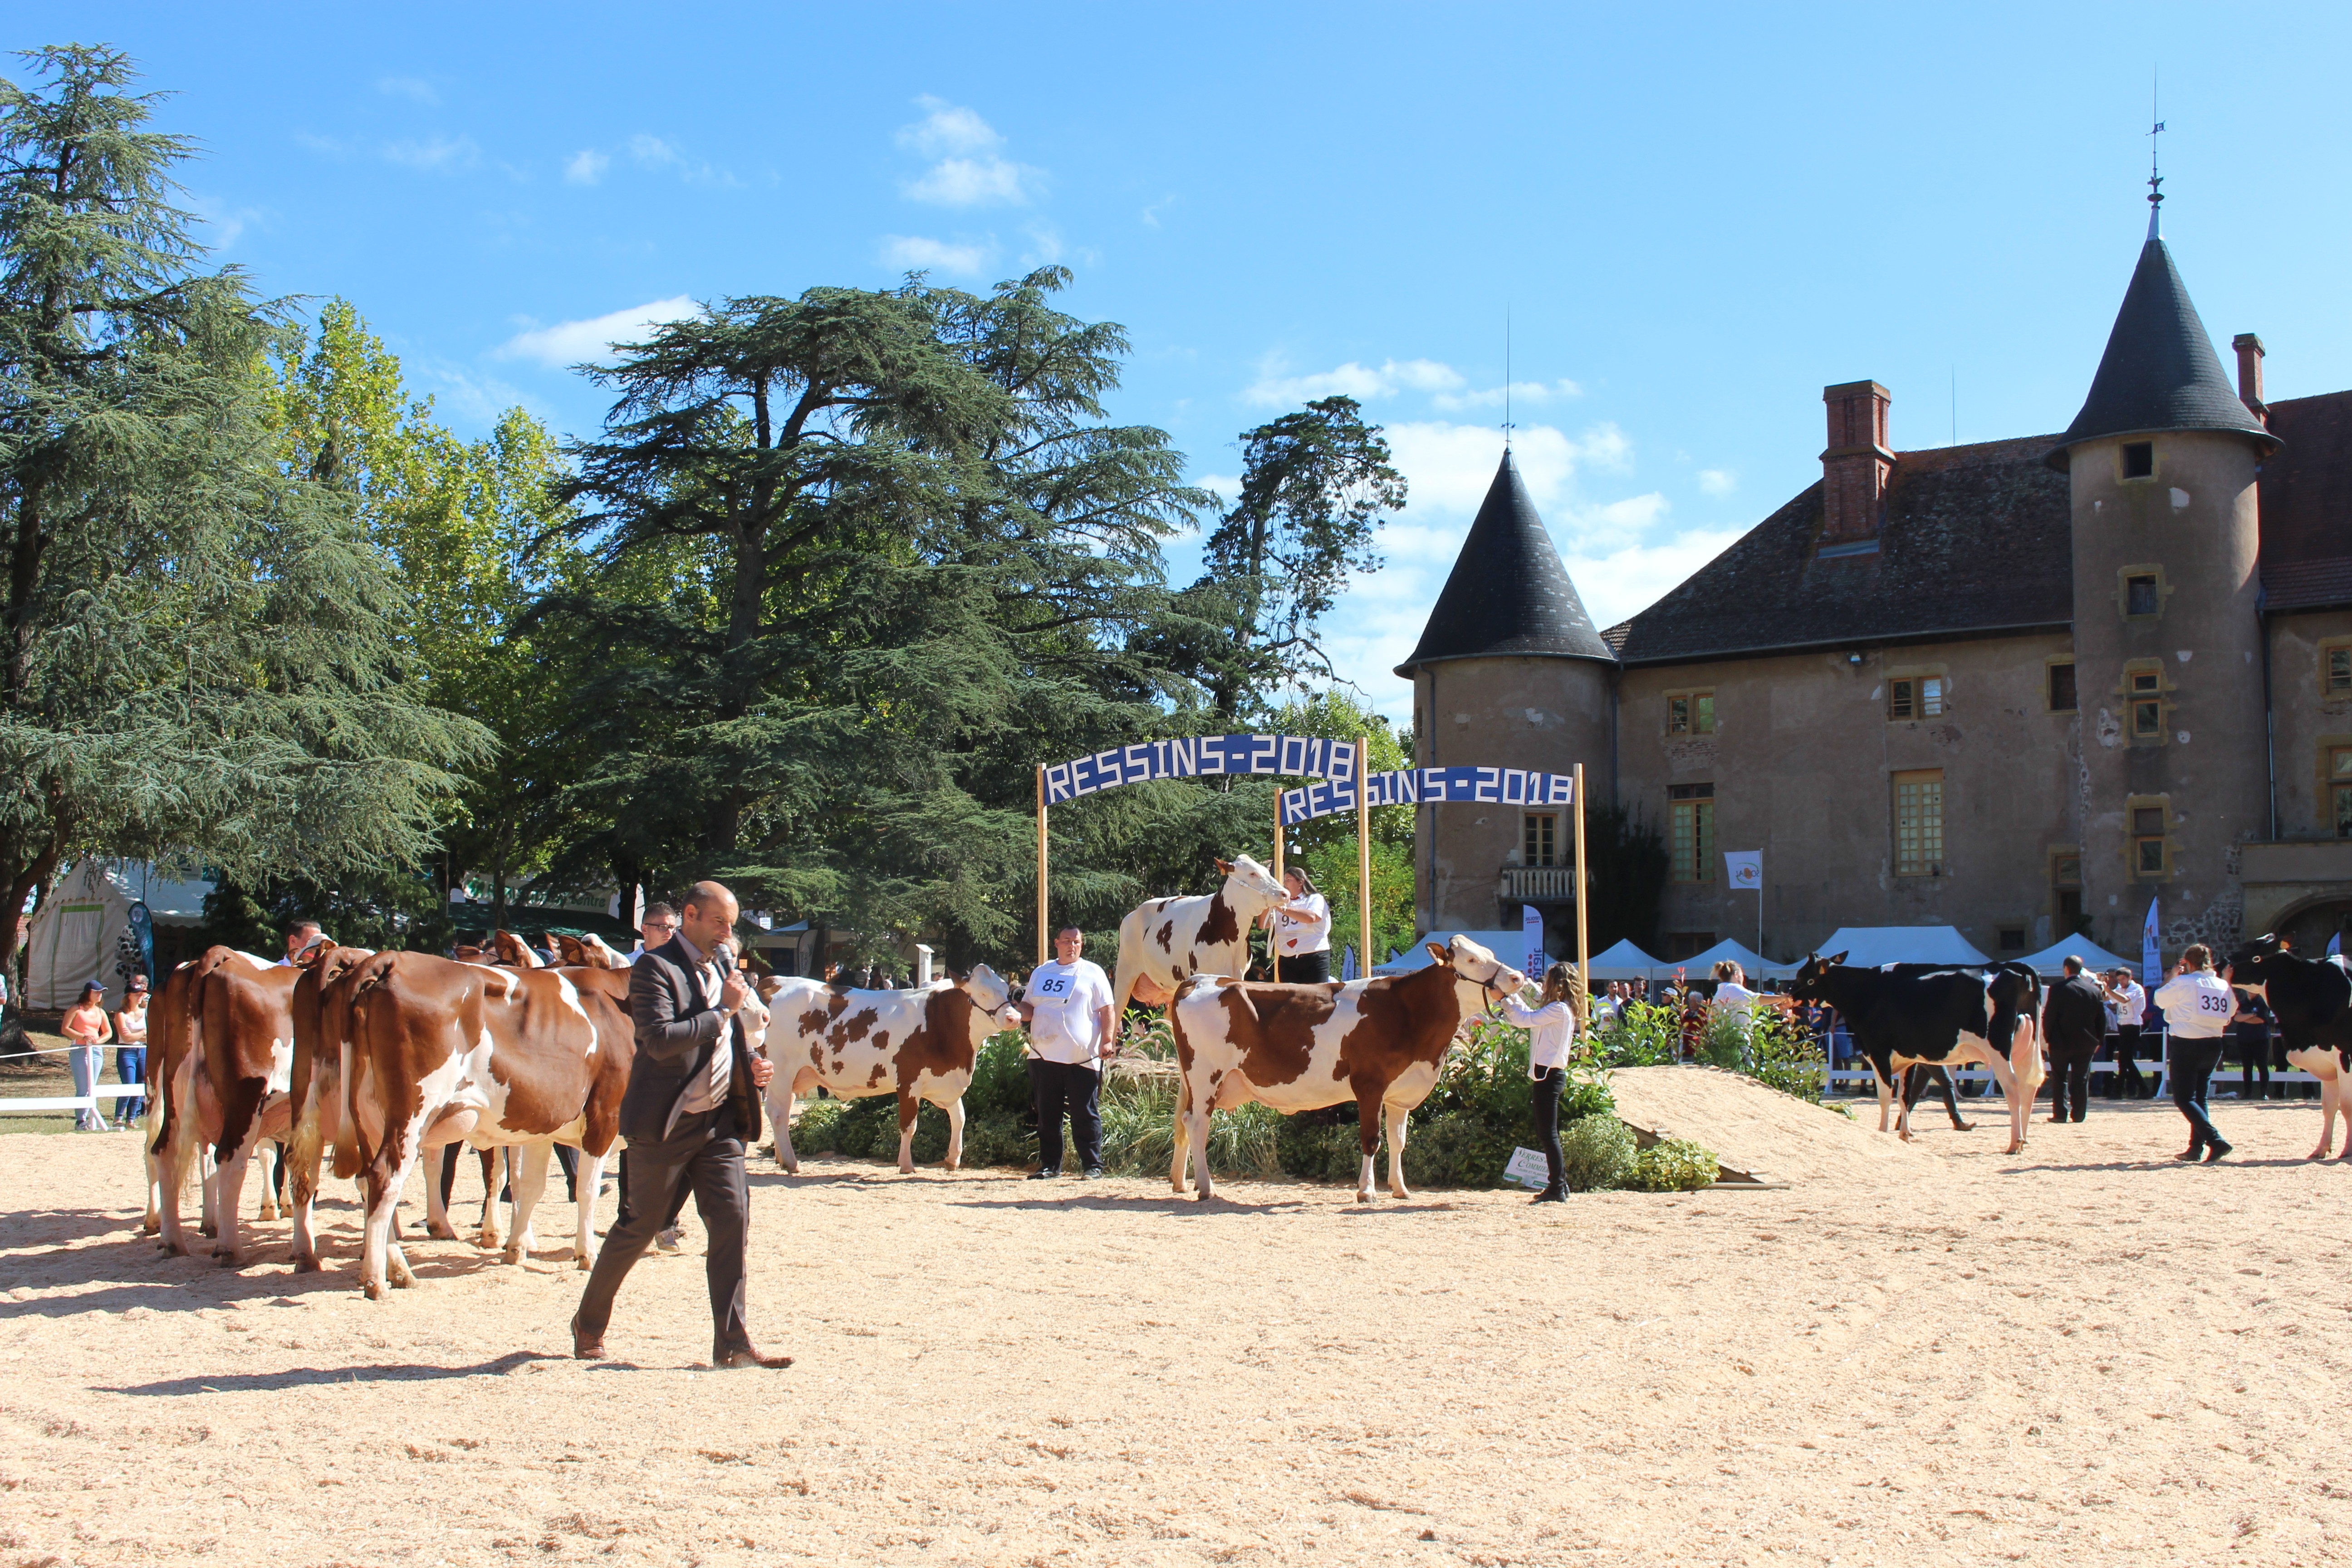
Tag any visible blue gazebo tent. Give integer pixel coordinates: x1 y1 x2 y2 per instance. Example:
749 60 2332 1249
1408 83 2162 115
2012 935 2137 977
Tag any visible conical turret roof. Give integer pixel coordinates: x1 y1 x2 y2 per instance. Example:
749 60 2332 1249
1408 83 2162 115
1394 451 1614 674
2047 235 2278 469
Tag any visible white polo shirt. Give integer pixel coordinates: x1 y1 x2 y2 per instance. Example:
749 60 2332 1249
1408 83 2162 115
1274 893 1331 957
1025 958 1114 1068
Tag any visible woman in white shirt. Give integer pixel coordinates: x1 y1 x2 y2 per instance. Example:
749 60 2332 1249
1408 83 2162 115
2152 943 2236 1161
1265 867 1332 983
1500 963 1581 1204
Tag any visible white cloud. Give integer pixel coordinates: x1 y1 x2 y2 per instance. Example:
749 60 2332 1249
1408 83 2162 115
383 135 479 173
897 96 1002 158
880 235 989 275
493 295 701 368
1431 377 1583 412
1697 468 1736 497
895 97 1039 206
1381 421 1633 514
1563 527 1747 632
1243 357 1469 408
189 195 264 251
411 361 545 430
1142 194 1177 228
629 134 679 167
377 75 437 104
564 148 610 186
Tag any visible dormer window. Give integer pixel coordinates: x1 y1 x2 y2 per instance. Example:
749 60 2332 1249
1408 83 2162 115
2122 441 2155 480
2126 574 2160 616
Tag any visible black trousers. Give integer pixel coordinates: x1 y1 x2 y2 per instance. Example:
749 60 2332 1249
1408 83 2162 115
574 1109 752 1361
1531 1067 1564 1190
2170 1037 2227 1152
614 1147 692 1231
1028 1058 1102 1173
2107 1026 2146 1098
1276 951 1330 983
2234 1030 2276 1096
2047 1045 2095 1121
440 1143 579 1209
1902 1065 1968 1128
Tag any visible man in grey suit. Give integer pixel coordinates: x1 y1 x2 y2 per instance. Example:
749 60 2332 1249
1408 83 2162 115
572 880 789 1370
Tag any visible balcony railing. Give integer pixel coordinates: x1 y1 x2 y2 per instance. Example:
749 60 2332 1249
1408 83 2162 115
1497 865 1578 902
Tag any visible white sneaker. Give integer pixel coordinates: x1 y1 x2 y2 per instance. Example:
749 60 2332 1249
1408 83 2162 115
655 1227 682 1253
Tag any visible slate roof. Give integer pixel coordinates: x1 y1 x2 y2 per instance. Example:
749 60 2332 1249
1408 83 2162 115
2258 389 2352 613
1396 450 1615 674
1603 436 2075 666
2048 237 2277 467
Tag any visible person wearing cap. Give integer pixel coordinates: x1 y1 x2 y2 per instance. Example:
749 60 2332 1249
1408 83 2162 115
113 974 151 1123
62 981 114 1132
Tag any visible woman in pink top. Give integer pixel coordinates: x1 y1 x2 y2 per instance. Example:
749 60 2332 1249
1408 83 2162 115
62 981 114 1132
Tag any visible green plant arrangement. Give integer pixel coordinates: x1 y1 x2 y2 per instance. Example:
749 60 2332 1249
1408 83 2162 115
1594 999 1683 1067
1742 1005 1828 1102
1628 1137 1719 1192
1558 1115 1638 1191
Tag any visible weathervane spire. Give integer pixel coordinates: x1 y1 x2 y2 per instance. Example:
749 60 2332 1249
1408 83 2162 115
2146 74 2165 241
1502 308 1514 451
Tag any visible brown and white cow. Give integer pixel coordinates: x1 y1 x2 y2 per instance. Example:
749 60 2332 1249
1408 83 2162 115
1166 935 1527 1203
152 948 304 1263
333 951 635 1298
1111 855 1289 1017
284 942 380 1269
762 968 1015 1173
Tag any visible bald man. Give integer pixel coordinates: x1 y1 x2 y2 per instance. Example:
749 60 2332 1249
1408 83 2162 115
573 880 788 1369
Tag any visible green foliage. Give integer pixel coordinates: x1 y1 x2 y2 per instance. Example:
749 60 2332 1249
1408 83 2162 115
957 1110 1033 1169
1699 1004 1751 1069
0 46 490 964
1401 1110 1514 1189
966 1030 1034 1118
784 1097 844 1154
1595 1000 1683 1067
1559 1116 1638 1192
828 1095 902 1161
1629 1137 1720 1192
1743 1005 1828 1102
1098 1073 1280 1181
1276 1111 1370 1181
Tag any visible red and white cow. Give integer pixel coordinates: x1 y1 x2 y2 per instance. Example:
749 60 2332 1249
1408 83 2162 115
154 948 303 1263
763 968 1015 1173
331 951 637 1298
551 933 629 969
1166 935 1527 1203
1112 855 1289 1017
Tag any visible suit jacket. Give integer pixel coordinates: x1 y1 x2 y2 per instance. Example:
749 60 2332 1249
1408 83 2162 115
2041 973 2108 1057
619 935 764 1145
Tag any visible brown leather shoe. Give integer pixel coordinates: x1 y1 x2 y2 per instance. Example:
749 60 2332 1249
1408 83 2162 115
570 1315 606 1361
714 1343 794 1370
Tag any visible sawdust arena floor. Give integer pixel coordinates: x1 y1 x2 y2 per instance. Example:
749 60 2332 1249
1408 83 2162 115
3 1072 2348 1567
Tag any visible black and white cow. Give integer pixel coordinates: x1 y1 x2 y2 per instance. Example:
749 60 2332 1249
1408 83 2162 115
2226 935 2352 1160
1788 954 2045 1155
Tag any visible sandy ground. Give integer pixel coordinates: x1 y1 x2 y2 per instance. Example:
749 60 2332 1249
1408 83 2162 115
3 1077 2349 1568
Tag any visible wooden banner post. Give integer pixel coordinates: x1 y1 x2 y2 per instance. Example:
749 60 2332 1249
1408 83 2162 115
1356 737 1372 979
1271 794 1284 886
1572 762 1589 1029
1035 764 1049 968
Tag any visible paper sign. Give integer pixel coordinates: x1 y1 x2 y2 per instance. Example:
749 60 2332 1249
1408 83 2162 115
1503 1147 1550 1189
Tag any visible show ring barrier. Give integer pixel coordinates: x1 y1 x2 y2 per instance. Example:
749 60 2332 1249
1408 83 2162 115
1034 733 1588 1023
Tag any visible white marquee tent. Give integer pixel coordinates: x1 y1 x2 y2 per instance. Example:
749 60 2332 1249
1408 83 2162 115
1681 938 1796 981
1373 931 1530 978
2012 935 2137 976
1583 938 1668 980
25 862 139 1010
1806 926 1992 969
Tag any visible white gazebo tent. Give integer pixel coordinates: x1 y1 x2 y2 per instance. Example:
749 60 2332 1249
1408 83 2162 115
1682 938 1797 981
2012 935 2137 977
26 861 136 1010
1583 938 1667 980
1808 926 1992 969
1372 930 1528 978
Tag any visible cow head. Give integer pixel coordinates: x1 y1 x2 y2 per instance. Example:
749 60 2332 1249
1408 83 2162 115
1216 853 1288 915
1784 952 1850 1004
1420 935 1527 1013
2225 932 2287 993
551 933 628 969
951 962 1016 1024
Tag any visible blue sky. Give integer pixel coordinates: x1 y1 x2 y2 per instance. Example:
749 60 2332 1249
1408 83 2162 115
23 4 2352 721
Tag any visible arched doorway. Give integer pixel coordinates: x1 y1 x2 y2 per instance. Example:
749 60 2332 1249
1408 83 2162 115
2275 897 2352 955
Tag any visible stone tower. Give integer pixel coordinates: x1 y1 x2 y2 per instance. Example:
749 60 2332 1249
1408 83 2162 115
2049 211 2278 960
1394 450 1616 937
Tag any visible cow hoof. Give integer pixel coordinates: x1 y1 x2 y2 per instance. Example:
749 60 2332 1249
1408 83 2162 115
363 1279 387 1301
259 1205 280 1222
501 1244 525 1265
291 1253 322 1274
575 1251 596 1272
212 1247 240 1268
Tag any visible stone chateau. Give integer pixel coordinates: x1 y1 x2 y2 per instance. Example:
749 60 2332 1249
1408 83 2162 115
1396 207 2352 966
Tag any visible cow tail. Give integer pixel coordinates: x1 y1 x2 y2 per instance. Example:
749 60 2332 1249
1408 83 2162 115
334 957 394 1182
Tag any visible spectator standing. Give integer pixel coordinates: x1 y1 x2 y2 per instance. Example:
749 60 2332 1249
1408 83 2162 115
2040 956 2106 1123
2153 945 2236 1162
1262 867 1332 983
1710 961 1758 1019
2101 969 2148 1098
1016 926 1115 1180
627 905 680 963
1500 963 1581 1203
275 920 323 966
62 981 113 1131
113 974 150 1123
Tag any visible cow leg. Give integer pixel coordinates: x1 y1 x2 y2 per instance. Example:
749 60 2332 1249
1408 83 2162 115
286 1061 339 1271
943 1095 966 1172
252 1140 280 1223
1169 1076 1194 1195
573 1145 608 1269
424 1144 462 1243
157 1089 201 1255
1182 1087 1216 1201
895 1091 920 1175
2313 1070 2341 1161
773 1067 814 1174
503 1145 552 1264
1383 1101 1412 1200
360 1123 429 1300
474 1147 504 1251
210 1128 264 1266
1354 1092 1385 1203
1874 1066 1896 1135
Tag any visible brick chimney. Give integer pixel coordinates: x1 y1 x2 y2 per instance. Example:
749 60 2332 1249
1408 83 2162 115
2231 332 2267 424
1820 380 1893 544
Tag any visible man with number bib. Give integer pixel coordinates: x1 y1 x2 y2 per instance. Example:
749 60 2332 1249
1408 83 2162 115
2153 943 2234 1162
1017 926 1115 1181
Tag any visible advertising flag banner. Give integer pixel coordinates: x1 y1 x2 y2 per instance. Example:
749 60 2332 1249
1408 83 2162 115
2141 897 2162 985
1341 946 1359 981
1724 851 1762 889
2330 932 2342 959
1522 904 1545 984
